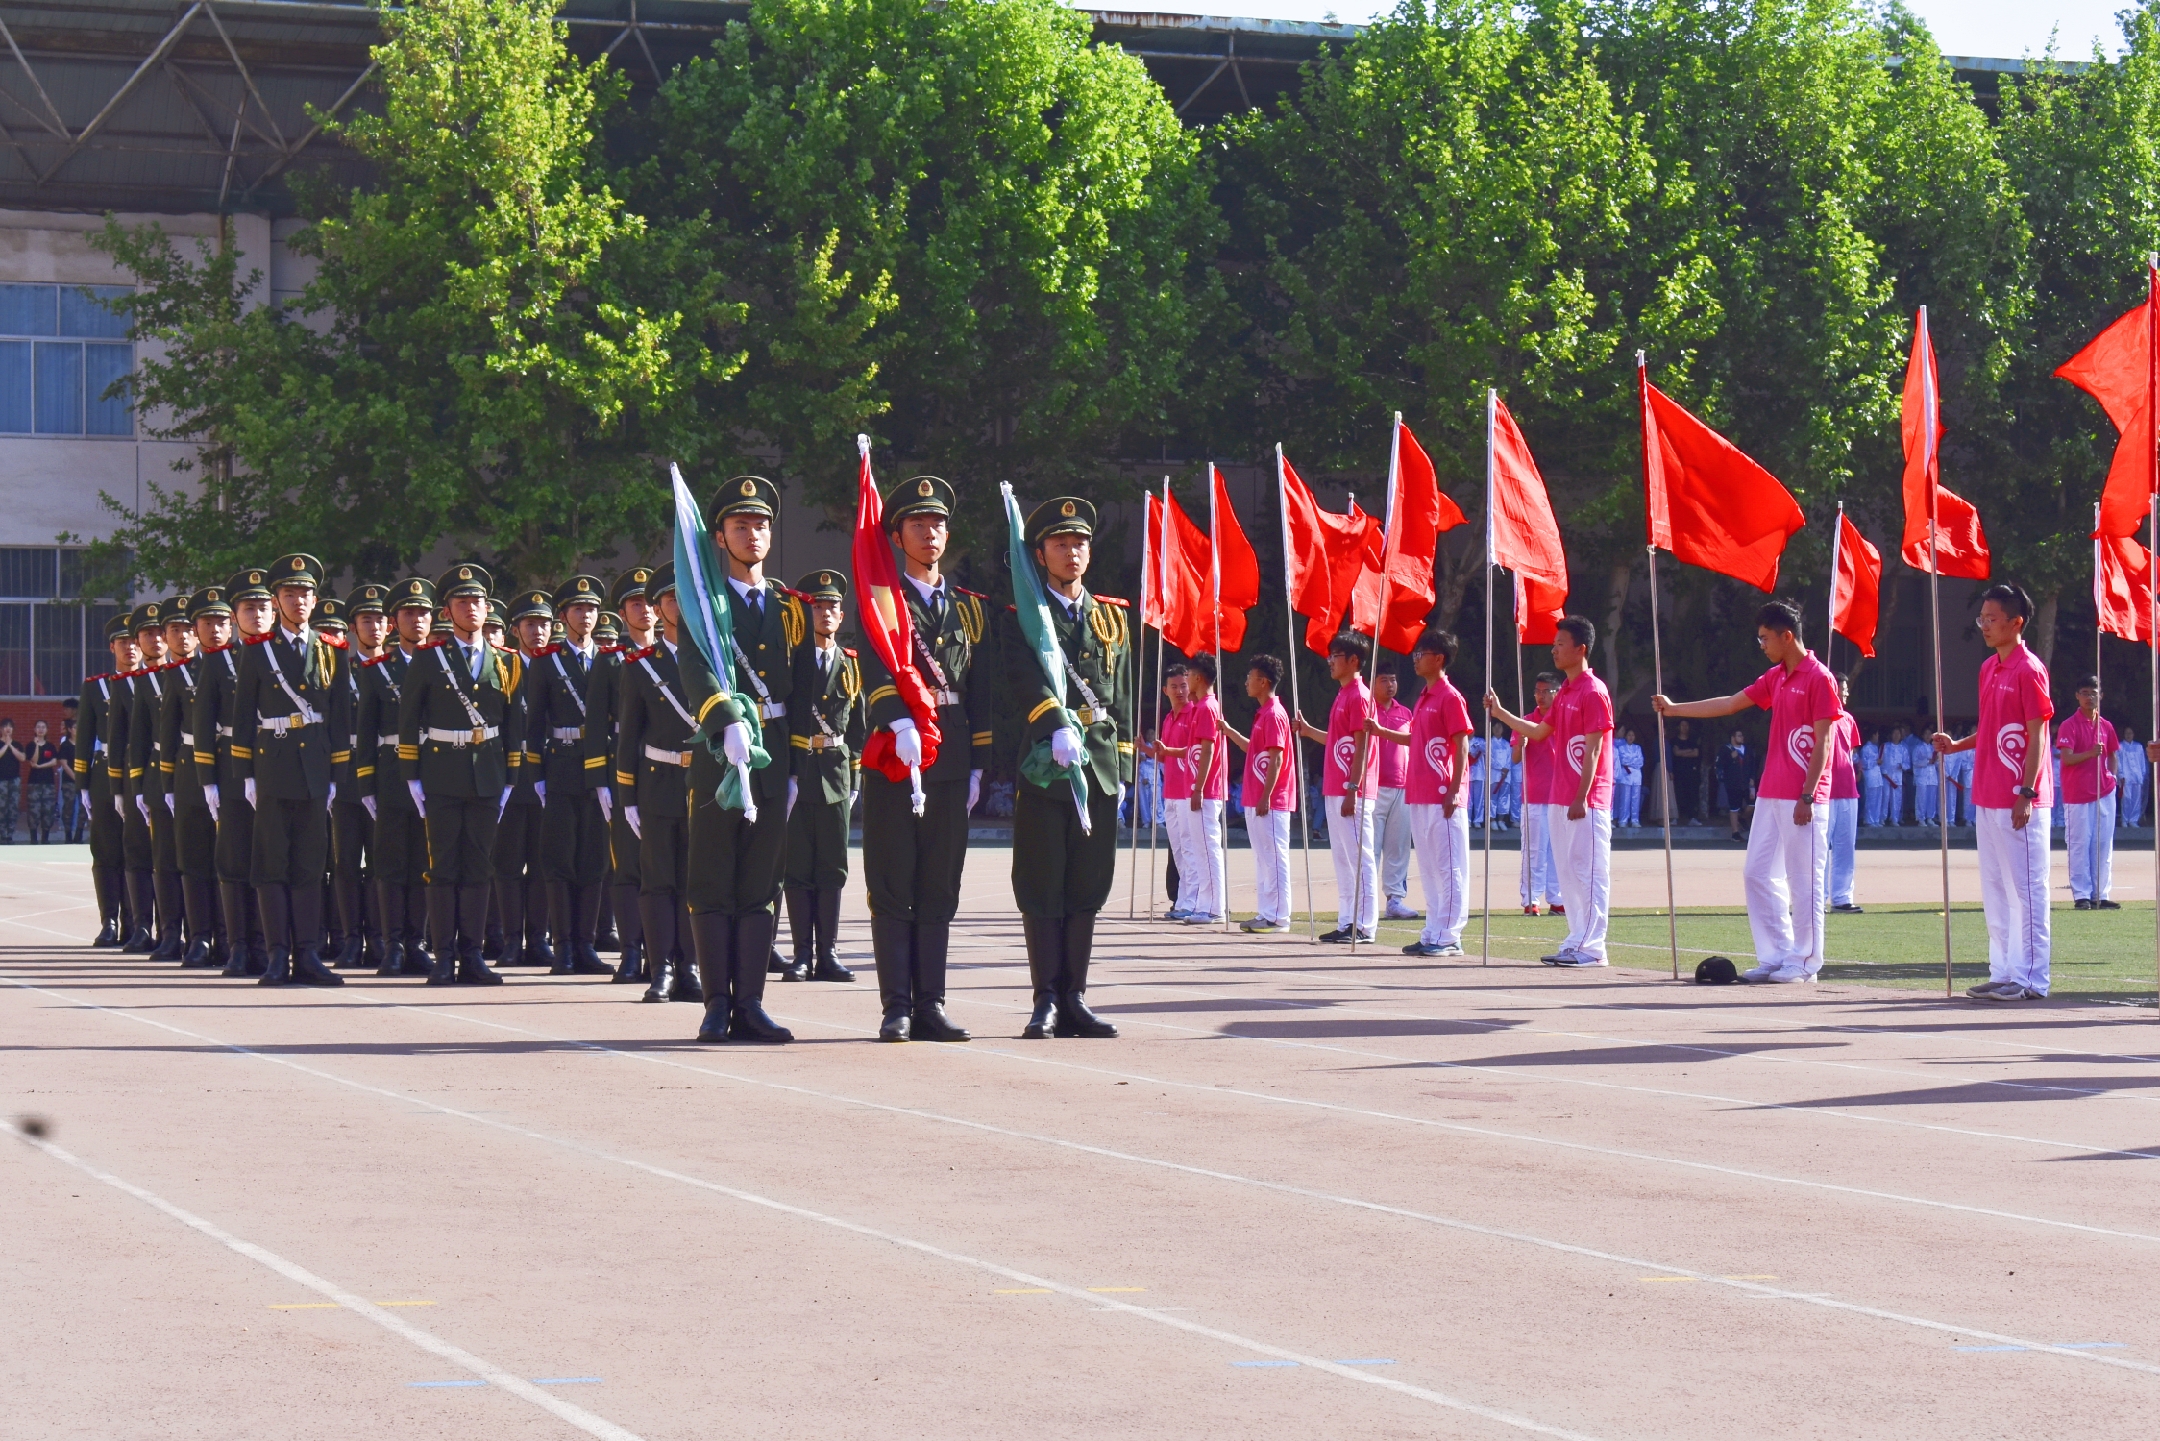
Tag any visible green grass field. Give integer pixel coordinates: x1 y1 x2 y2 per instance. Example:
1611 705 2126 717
1244 903 2160 1004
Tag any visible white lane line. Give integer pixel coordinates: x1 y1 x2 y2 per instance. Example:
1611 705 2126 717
380 1001 2160 1380
2 1120 646 1441
0 978 1599 1440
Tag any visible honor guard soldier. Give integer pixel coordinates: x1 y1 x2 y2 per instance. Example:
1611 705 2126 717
198 569 275 976
1004 498 1130 1038
673 476 806 1044
590 568 656 984
327 590 389 967
229 553 347 987
612 562 703 1006
496 589 555 968
117 599 169 952
149 594 202 962
357 578 439 976
313 595 365 965
167 586 231 966
399 564 525 984
783 568 864 984
588 606 624 955
78 615 139 945
859 474 993 1042
525 574 615 975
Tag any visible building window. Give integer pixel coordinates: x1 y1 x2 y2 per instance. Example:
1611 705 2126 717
0 547 121 698
0 285 134 438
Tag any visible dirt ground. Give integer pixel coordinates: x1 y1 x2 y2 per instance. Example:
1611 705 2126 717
5 842 2159 1440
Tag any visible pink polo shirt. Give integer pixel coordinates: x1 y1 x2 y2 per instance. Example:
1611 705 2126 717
1188 692 1227 801
1242 695 1296 812
1159 703 1193 801
1828 712 1860 801
1405 676 1473 805
1741 651 1842 804
1323 677 1379 799
1518 705 1552 803
1973 644 2054 810
1374 699 1412 789
1544 668 1614 810
2055 710 2118 803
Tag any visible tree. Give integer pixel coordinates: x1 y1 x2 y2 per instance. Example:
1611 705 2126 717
89 0 719 590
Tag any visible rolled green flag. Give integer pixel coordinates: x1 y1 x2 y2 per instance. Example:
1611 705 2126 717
1001 481 1090 833
671 463 771 815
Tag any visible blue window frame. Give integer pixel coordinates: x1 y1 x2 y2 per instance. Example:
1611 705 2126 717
0 285 134 437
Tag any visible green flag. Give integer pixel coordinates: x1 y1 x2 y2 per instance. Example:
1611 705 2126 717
671 463 771 814
1001 482 1090 832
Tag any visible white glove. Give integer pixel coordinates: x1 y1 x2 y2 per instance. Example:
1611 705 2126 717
890 718 923 768
327 781 337 805
361 794 377 821
497 786 512 819
110 792 122 818
134 793 149 823
158 790 173 812
1050 727 1083 769
534 780 546 805
722 721 752 766
625 803 641 838
968 768 983 814
407 779 427 818
242 777 256 809
596 786 613 825
203 784 220 822
80 790 91 820
786 776 799 819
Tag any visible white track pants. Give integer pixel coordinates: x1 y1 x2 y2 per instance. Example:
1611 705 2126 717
1327 796 1378 933
1974 806 2051 995
2066 795 2116 902
1519 803 1557 907
1826 796 1858 908
1409 803 1470 947
1249 808 1293 925
1374 787 1413 903
1744 801 1830 977
1166 801 1225 918
1552 806 1611 960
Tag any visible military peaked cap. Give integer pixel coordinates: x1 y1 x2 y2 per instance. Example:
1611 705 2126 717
226 567 275 603
391 576 437 611
553 573 604 611
1025 496 1095 547
713 474 779 522
268 552 324 589
188 585 231 618
346 582 390 616
795 569 847 602
883 475 953 528
507 589 554 624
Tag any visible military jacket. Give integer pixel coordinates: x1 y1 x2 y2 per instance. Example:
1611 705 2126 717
397 636 525 798
679 577 810 807
1002 590 1135 795
127 663 173 804
191 646 247 794
158 655 207 810
858 580 993 784
613 640 697 818
76 671 120 799
330 647 367 795
355 648 418 809
101 671 138 803
525 641 606 793
583 644 629 793
231 629 343 801
790 643 866 806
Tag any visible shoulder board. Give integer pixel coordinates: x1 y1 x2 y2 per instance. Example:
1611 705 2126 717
597 642 621 655
956 586 987 600
843 647 858 658
359 652 393 668
533 644 559 658
778 586 811 602
1094 594 1130 608
631 645 657 662
243 632 275 646
200 643 230 657
1006 604 1018 613
492 642 518 655
321 633 349 650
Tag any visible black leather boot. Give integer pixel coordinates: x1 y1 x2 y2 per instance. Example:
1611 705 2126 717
376 882 406 976
871 913 913 1041
122 871 156 952
258 946 293 987
180 875 217 967
611 880 641 956
730 911 793 1042
781 885 814 982
909 921 969 1042
425 886 459 985
334 874 366 966
548 883 577 974
91 866 119 946
152 871 185 960
639 893 677 1002
613 938 646 985
291 944 346 987
1020 915 1063 1039
669 900 702 1003
456 886 502 983
811 887 853 981
1054 912 1117 1038
570 884 611 973
690 912 732 1042
594 880 617 951
291 877 327 966
257 883 291 963
218 882 253 977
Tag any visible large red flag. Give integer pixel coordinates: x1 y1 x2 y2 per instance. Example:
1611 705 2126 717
1209 463 1260 652
1353 417 1467 652
1280 451 1380 655
1899 307 1991 578
2096 531 2155 644
1640 361 1806 591
1157 487 1215 657
1489 395 1569 643
2057 262 2160 539
851 437 942 782
1831 509 1881 658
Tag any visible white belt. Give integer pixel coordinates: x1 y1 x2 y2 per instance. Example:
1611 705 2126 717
258 714 314 736
377 733 399 749
178 732 194 748
644 743 692 768
806 735 848 753
935 689 961 707
1074 706 1098 726
424 725 500 746
550 726 583 743
758 700 786 720
215 725 232 739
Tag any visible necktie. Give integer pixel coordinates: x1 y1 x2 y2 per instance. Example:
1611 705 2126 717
743 585 764 622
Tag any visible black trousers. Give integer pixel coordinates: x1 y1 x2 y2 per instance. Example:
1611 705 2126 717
373 803 428 887
541 788 608 883
495 801 541 884
860 773 968 925
333 799 371 886
176 798 217 880
250 795 330 888
785 795 850 890
424 796 499 887
1012 780 1120 918
639 810 687 897
686 788 787 916
122 793 152 869
214 788 254 884
150 797 177 875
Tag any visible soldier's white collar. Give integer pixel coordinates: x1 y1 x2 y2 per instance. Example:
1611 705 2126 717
902 572 944 606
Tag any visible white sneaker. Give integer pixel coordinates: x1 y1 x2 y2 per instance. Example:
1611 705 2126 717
1184 913 1224 926
1383 901 1424 920
1764 967 1810 984
1741 963 1781 982
1969 981 2028 1002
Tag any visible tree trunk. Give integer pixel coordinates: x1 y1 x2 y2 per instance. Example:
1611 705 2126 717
2031 588 2060 668
1602 556 1633 702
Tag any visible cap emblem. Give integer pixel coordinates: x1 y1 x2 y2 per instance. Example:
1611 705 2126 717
459 567 472 580
740 479 757 497
290 558 303 571
249 572 262 584
917 479 933 497
1060 501 1076 517
578 579 591 591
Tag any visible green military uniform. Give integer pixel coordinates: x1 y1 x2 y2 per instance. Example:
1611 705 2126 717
782 568 865 985
671 475 807 1044
524 574 614 976
857 475 994 1042
493 589 553 968
196 568 271 976
398 563 523 985
589 572 654 985
138 596 196 962
229 553 346 988
78 616 134 945
589 606 625 964
1002 497 1131 1039
316 592 377 969
118 600 166 952
611 562 702 1006
158 590 218 966
357 577 437 976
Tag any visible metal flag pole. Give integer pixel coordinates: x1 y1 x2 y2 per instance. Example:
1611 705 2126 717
1210 464 1232 933
1128 481 1153 919
2147 257 2158 1019
1482 390 1497 967
1921 306 1952 1000
1350 415 1402 951
1279 445 1320 941
1639 351 1680 980
1146 476 1169 921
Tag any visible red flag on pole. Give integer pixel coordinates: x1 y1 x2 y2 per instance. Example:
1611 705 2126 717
1900 307 1991 578
1281 454 1380 655
2097 531 2155 644
851 436 942 782
1209 463 1260 652
1832 510 1882 658
1352 418 1466 652
1157 487 1215 657
1488 396 1569 644
2057 261 2160 538
1640 362 1806 591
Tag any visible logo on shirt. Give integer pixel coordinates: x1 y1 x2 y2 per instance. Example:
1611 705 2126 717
1424 737 1450 775
1333 735 1358 775
1788 725 1814 771
1995 722 2027 778
1565 734 1586 774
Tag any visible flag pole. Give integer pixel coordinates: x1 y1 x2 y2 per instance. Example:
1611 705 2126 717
1351 414 1402 951
1482 390 1496 967
1279 445 1320 942
1147 477 1169 921
1920 306 1951 1000
1210 464 1231 933
1640 351 1681 981
2147 257 2158 1019
1129 482 1153 919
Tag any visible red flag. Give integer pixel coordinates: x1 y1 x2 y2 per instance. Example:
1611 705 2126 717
850 438 942 782
1640 362 1806 591
1831 510 1881 658
1157 487 1215 657
1353 418 1466 652
1209 464 1260 652
2096 531 2155 644
2058 262 2160 539
1488 395 1569 643
1280 452 1379 656
1900 307 1991 578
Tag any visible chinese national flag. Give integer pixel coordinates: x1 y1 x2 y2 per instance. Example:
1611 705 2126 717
1831 511 1881 658
2096 531 2155 644
1149 487 1215 658
1489 396 1569 643
1640 363 1805 591
1279 451 1379 656
1352 418 1467 652
1209 463 1261 652
2057 262 2160 539
1900 307 1990 578
851 437 942 782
